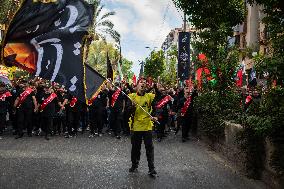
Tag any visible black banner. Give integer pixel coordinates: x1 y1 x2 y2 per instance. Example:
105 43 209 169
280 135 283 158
3 0 94 102
178 32 190 81
106 52 113 80
85 64 105 100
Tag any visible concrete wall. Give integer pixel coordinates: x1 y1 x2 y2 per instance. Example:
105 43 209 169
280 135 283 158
221 121 283 189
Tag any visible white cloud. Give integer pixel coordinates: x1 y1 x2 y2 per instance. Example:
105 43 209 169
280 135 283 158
105 0 174 46
124 50 143 75
103 0 182 75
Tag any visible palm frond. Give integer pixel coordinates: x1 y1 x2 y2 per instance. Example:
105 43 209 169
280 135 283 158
96 20 114 29
96 5 105 20
97 11 116 23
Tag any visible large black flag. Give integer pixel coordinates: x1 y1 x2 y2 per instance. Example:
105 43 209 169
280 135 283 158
178 32 191 81
85 63 106 100
2 0 93 101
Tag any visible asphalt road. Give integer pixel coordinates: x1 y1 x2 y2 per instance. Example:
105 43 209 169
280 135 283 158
0 132 267 189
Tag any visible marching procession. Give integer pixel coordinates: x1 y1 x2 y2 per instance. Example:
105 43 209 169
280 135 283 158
0 76 198 143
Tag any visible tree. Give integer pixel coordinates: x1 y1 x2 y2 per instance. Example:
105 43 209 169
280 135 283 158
121 58 134 80
84 0 120 71
173 0 245 92
144 50 165 80
160 46 178 86
87 40 119 76
0 0 21 25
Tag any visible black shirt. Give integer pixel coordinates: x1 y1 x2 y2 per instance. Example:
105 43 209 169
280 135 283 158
91 90 108 111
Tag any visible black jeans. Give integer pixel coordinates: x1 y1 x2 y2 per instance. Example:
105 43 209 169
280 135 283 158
40 116 52 136
90 110 103 134
157 117 167 139
181 117 190 139
68 111 80 135
110 110 123 136
131 131 155 171
0 113 6 135
17 109 33 136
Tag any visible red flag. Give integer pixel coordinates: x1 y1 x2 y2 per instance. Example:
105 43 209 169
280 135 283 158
198 53 208 63
236 69 243 87
132 75 137 86
245 95 252 105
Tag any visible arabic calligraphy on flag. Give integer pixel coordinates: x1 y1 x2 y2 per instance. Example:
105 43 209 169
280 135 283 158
2 0 94 101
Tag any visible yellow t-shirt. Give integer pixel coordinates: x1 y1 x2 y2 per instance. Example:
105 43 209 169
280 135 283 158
128 93 155 131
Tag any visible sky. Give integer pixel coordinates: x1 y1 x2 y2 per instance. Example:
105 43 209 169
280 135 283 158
102 0 183 76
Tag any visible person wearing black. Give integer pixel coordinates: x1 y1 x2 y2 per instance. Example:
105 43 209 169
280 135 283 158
54 87 68 135
0 83 11 139
122 87 132 136
38 84 58 140
80 102 89 134
66 94 81 138
14 81 37 139
177 85 198 142
109 83 125 139
153 85 170 142
33 81 45 135
89 84 109 137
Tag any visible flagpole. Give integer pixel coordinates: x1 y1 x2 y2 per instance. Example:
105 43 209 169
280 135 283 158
105 78 160 125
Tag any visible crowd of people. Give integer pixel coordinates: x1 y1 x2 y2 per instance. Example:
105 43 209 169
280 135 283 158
0 76 198 142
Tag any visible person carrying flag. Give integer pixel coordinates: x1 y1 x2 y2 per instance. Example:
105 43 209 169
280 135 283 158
128 78 158 177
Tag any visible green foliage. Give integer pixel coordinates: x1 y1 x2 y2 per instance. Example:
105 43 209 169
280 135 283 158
88 0 120 42
194 90 241 144
86 40 133 79
160 46 178 86
238 86 284 175
87 40 119 76
173 0 245 30
0 0 21 24
144 50 165 80
121 58 134 80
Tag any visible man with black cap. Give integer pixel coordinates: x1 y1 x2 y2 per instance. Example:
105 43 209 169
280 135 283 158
14 80 37 139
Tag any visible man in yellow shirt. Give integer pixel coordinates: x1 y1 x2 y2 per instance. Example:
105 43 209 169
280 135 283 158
128 78 158 177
